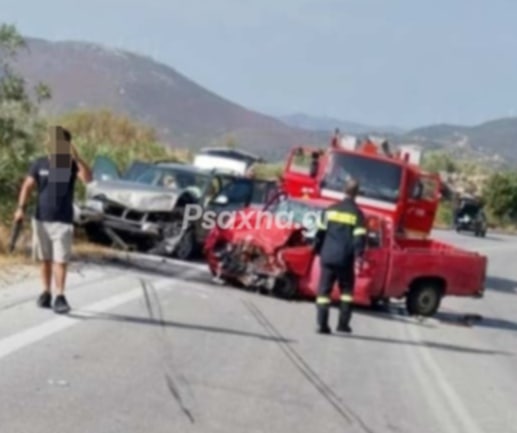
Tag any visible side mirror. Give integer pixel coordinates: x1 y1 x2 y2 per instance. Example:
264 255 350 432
213 195 229 205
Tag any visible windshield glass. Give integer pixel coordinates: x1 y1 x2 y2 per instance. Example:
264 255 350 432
321 152 403 203
458 203 481 217
131 166 211 192
268 198 324 237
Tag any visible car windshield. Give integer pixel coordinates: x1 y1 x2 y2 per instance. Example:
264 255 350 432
459 203 481 217
131 165 211 192
268 198 324 237
321 152 403 203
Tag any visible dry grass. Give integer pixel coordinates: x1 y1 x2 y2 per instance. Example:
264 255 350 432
0 223 120 288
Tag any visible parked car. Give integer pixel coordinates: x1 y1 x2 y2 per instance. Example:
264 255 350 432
74 156 278 259
193 147 264 175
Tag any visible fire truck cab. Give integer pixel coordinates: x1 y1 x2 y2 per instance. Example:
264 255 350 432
279 137 442 238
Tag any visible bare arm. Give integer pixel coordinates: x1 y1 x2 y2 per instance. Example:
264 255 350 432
75 156 93 184
17 176 35 208
71 144 92 184
14 176 36 221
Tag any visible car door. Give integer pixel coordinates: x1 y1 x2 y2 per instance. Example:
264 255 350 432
250 180 280 205
92 156 121 181
404 172 441 235
196 176 255 244
122 160 153 181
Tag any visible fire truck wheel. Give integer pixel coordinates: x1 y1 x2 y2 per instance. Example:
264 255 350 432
406 281 443 317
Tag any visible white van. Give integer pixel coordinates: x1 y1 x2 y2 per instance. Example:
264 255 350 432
193 147 263 175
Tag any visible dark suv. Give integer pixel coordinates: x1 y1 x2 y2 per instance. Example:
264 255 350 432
454 199 487 237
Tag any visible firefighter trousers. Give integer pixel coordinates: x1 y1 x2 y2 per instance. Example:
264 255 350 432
316 260 355 331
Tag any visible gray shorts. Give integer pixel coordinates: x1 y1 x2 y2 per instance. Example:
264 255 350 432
32 219 74 263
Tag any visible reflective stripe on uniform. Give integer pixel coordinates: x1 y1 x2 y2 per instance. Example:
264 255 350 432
327 210 357 225
353 227 367 236
316 296 331 305
316 216 327 230
340 294 353 302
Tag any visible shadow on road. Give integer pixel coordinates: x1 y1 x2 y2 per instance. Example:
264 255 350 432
67 311 295 343
356 304 517 335
485 275 517 294
436 311 517 333
353 306 435 328
332 333 513 356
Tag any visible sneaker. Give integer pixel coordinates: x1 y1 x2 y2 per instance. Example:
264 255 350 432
53 295 71 314
37 291 52 309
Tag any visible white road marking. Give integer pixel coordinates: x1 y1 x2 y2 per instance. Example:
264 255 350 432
109 250 208 272
0 269 209 362
405 322 485 433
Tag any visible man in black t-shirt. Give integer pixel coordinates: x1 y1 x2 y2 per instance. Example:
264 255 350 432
14 126 92 314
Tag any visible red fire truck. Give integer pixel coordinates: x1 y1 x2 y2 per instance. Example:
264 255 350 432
279 137 442 238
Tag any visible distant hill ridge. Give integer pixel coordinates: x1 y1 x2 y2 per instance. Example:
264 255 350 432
10 37 328 160
9 36 517 164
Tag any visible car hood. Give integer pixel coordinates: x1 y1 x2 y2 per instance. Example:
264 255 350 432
86 179 182 211
220 208 305 254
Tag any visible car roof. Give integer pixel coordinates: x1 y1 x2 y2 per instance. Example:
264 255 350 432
198 147 263 160
155 162 210 174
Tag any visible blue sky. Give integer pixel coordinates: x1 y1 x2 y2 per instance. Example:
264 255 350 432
1 0 516 128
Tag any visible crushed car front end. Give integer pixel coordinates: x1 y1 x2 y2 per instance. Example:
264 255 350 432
75 180 188 249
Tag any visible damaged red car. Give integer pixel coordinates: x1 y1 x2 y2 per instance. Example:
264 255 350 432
203 193 487 317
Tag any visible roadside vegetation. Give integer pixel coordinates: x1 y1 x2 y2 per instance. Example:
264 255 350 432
2 22 517 265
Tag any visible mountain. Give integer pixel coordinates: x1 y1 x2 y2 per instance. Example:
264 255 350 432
9 37 329 161
8 37 517 165
402 117 517 166
279 113 406 135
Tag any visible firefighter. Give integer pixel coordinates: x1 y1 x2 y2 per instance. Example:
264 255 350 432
313 177 367 334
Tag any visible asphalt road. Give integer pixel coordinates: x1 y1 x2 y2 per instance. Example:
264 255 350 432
1 229 516 433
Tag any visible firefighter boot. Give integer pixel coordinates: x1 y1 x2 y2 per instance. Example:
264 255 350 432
317 305 332 334
337 302 352 333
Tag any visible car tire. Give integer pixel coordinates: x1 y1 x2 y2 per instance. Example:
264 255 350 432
406 281 442 317
84 223 111 245
174 229 196 260
272 274 298 300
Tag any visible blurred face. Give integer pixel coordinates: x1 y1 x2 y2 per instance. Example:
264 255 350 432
46 126 71 168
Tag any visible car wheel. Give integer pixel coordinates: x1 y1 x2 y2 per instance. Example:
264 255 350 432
406 282 442 317
83 223 111 245
272 274 298 300
174 229 196 260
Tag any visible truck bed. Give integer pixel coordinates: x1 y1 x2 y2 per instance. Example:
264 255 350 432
387 237 487 297
396 237 482 256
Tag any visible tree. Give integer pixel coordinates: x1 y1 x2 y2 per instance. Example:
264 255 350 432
482 171 517 221
421 150 457 174
0 23 51 218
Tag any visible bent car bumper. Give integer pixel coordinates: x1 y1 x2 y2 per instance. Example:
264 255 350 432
101 216 161 237
73 201 161 237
